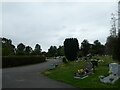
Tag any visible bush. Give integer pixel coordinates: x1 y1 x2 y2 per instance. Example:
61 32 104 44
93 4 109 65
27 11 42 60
2 55 46 68
62 57 68 64
64 38 79 61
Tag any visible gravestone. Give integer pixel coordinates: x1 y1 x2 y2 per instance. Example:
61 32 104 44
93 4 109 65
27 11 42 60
100 75 119 84
48 64 56 70
86 63 93 70
74 63 94 79
100 63 120 84
86 63 94 74
109 63 120 78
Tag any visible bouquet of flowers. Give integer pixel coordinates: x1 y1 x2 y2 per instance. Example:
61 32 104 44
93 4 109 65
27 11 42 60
108 71 112 75
83 68 89 73
98 60 104 63
78 69 86 75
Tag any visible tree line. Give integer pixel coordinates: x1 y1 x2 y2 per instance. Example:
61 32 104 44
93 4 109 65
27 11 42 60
64 38 105 61
1 37 105 58
64 33 120 63
1 37 42 56
1 31 119 63
1 37 64 57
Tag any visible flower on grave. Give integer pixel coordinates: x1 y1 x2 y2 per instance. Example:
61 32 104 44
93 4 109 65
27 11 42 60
80 69 84 72
77 69 86 74
91 58 98 61
83 68 89 73
99 75 105 79
108 71 112 74
78 70 80 73
84 68 89 71
109 77 114 82
91 59 94 61
98 60 104 62
95 59 98 62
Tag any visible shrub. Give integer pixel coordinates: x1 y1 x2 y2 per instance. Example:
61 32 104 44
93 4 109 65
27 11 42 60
2 55 46 68
62 57 68 64
64 38 79 61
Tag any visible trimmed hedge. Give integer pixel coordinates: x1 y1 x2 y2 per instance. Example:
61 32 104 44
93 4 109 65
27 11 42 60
2 55 46 68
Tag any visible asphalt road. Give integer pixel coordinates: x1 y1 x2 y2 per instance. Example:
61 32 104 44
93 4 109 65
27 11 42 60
2 59 75 88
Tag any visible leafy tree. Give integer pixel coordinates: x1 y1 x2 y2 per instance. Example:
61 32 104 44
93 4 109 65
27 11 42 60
57 46 64 56
41 51 47 56
105 31 120 63
112 32 120 63
92 40 105 55
2 37 15 56
17 43 25 51
33 44 42 55
80 39 91 56
88 44 95 56
48 46 57 57
117 32 120 62
25 46 33 55
64 38 79 61
105 36 117 55
16 43 26 55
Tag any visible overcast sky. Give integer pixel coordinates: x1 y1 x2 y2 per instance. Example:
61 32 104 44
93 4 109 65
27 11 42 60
1 1 117 52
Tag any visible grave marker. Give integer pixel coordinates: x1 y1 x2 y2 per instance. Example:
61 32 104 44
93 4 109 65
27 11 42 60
100 63 120 84
109 63 120 78
86 63 93 70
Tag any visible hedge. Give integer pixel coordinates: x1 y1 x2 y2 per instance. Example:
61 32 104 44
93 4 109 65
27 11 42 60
2 55 46 68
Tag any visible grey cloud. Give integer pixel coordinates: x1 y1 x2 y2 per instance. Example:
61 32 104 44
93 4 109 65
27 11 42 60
2 2 117 51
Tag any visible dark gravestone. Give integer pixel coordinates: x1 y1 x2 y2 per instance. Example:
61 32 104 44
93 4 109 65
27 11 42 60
86 63 93 70
86 63 94 74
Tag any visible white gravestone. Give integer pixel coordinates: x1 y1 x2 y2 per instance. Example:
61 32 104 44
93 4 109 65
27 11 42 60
100 63 120 84
109 63 120 78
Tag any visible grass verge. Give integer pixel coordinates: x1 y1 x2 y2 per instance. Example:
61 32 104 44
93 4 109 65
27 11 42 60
42 56 119 88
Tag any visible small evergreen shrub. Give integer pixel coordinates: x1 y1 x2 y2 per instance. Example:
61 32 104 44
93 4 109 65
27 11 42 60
62 57 68 64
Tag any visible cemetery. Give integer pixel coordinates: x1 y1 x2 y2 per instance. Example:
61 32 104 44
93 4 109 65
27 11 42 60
43 56 120 88
2 1 120 88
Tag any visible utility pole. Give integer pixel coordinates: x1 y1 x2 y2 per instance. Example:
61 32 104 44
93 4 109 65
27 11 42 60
118 1 120 33
110 13 117 37
109 1 120 37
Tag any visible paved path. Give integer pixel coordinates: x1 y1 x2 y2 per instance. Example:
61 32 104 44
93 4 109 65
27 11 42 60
2 59 75 88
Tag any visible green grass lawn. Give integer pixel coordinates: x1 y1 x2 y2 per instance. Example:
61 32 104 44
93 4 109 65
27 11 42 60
42 56 119 88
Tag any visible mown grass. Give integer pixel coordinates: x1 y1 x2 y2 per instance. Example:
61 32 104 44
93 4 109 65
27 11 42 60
43 56 119 88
